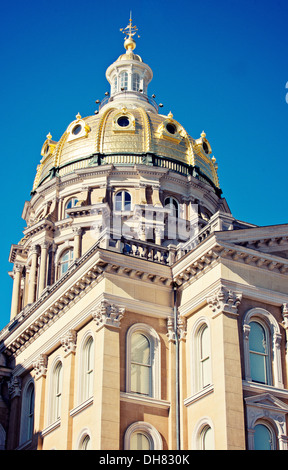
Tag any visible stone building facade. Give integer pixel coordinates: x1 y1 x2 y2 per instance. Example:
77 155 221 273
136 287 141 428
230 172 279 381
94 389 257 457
0 19 288 450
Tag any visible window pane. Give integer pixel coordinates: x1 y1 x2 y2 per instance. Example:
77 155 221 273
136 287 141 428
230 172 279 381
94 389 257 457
131 364 150 395
250 352 267 383
115 192 122 211
131 333 150 364
249 321 269 384
249 322 266 354
254 424 273 450
124 191 131 211
132 73 140 91
130 432 151 450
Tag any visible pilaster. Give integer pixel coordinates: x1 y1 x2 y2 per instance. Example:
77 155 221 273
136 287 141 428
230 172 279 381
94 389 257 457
92 301 125 449
32 354 48 450
207 285 245 450
60 329 77 450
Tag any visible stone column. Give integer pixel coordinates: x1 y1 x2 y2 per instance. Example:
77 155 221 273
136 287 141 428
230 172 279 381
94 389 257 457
27 246 39 305
92 301 125 449
60 330 77 450
73 227 82 260
10 264 23 320
32 354 48 450
38 241 50 296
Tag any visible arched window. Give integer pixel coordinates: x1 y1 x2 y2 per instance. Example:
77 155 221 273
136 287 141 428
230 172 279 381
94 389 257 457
120 71 128 91
20 381 35 445
164 196 179 218
80 434 91 450
60 249 74 276
132 73 140 91
80 336 94 403
130 431 152 450
200 425 214 450
249 321 271 385
124 421 163 450
131 332 152 396
115 190 131 211
243 308 283 389
192 418 215 450
65 197 78 218
51 361 63 423
254 422 276 450
126 324 161 399
199 325 211 389
191 320 212 394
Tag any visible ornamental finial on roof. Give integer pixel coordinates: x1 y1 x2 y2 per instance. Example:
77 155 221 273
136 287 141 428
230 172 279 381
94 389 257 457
120 13 140 52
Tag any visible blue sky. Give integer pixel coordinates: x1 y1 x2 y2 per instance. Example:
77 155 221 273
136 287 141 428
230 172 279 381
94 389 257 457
0 0 287 329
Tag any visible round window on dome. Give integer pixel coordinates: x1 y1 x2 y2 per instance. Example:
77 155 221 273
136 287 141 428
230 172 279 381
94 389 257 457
117 116 130 127
166 123 177 135
72 124 82 135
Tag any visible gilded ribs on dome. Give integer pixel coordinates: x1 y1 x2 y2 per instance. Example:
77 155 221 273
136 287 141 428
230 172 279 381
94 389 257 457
32 107 220 192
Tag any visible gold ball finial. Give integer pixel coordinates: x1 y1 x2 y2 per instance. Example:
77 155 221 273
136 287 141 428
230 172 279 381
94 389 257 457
46 132 52 140
120 14 139 53
124 36 136 51
76 112 81 120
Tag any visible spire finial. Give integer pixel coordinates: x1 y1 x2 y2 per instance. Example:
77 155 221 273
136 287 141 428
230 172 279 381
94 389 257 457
120 14 140 52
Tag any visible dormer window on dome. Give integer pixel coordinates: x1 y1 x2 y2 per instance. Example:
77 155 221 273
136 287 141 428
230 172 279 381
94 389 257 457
67 113 90 142
112 108 135 133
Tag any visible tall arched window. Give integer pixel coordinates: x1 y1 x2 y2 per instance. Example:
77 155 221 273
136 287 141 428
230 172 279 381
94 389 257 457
120 71 128 90
199 325 211 389
191 320 212 394
126 324 161 399
60 249 74 276
20 381 35 445
51 361 63 423
80 336 94 403
243 308 284 389
131 332 152 396
115 190 131 211
249 321 271 385
132 73 140 91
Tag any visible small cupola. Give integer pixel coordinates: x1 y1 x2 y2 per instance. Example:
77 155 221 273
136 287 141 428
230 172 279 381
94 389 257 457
103 16 156 112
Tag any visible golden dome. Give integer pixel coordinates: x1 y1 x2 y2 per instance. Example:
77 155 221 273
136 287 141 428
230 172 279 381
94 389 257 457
32 17 220 195
32 107 220 194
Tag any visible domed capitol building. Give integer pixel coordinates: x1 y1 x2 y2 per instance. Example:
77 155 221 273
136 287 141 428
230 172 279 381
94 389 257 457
0 18 288 451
